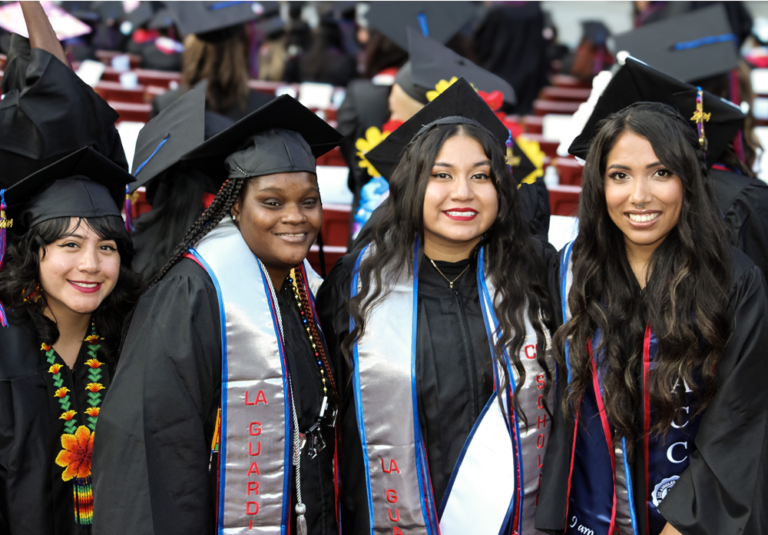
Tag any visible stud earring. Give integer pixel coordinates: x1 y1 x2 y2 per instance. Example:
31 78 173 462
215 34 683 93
232 214 237 221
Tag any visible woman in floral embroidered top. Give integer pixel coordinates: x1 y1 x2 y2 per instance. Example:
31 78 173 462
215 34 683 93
0 148 142 535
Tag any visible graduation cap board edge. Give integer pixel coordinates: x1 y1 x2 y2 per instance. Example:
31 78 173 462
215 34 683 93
568 56 745 166
365 77 510 181
166 1 258 42
611 3 739 83
180 94 344 183
130 83 207 192
366 1 476 52
406 27 516 107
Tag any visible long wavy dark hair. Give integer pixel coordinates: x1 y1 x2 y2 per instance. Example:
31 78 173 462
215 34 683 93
341 123 554 419
0 216 143 368
555 103 732 450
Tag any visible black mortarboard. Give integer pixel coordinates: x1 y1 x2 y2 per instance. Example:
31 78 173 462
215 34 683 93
125 3 154 30
366 1 476 52
612 4 739 83
366 77 509 180
0 44 128 188
402 27 516 106
148 8 177 30
581 21 610 46
257 15 286 40
568 57 745 165
131 83 207 191
92 1 126 23
167 1 257 42
180 95 344 183
4 147 134 230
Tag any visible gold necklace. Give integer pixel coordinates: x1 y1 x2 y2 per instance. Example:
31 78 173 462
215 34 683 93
429 258 470 289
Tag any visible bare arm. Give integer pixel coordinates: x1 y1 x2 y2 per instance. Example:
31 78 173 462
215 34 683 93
19 1 69 66
660 524 682 535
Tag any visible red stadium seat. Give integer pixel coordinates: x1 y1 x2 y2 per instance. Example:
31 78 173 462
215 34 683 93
320 202 352 247
548 185 581 217
129 188 152 219
555 157 583 186
0 54 5 69
248 80 291 96
316 146 346 167
540 86 591 103
519 133 559 159
96 81 147 104
307 245 346 274
551 74 591 89
109 101 151 123
522 115 543 134
533 100 581 116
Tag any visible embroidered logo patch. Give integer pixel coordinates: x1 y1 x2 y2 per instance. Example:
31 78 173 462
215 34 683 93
652 476 680 508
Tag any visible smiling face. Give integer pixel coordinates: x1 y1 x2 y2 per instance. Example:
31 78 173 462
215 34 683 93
38 219 121 319
604 130 684 254
422 134 499 261
231 171 322 285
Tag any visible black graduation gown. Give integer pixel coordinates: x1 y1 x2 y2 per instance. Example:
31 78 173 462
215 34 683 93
316 239 559 534
335 79 392 245
0 318 113 535
91 259 337 535
150 86 274 122
0 37 128 186
535 247 768 535
710 168 768 280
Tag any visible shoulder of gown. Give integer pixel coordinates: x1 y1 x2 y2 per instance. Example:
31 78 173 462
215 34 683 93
92 258 222 535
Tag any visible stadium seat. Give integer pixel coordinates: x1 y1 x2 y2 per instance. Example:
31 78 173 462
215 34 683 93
548 185 582 217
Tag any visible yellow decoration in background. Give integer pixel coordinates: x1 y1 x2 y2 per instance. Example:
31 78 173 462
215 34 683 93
356 126 391 178
510 136 546 189
426 77 459 101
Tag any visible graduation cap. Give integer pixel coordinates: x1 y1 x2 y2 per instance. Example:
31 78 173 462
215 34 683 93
568 57 745 165
612 4 739 83
257 14 286 40
366 1 476 52
124 3 154 31
581 21 610 46
0 2 92 40
399 27 515 106
180 95 344 183
3 146 134 230
366 77 509 180
147 8 177 31
167 1 257 42
131 83 207 191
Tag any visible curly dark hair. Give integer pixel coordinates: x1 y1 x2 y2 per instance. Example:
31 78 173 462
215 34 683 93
0 216 143 368
554 103 732 453
341 123 554 421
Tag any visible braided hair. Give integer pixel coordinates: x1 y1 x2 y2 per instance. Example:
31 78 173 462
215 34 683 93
148 177 247 287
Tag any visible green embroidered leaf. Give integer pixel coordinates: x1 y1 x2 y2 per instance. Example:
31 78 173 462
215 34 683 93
88 417 98 425
87 399 99 407
61 401 71 410
53 378 64 388
88 392 101 401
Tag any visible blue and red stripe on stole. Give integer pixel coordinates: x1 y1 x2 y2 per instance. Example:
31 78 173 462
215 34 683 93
564 325 702 535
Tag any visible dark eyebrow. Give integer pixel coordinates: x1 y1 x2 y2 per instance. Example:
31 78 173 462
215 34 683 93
607 164 631 171
256 186 320 194
433 160 492 168
61 234 85 239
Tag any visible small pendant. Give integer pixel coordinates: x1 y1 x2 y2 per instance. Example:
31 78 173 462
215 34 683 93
449 282 454 289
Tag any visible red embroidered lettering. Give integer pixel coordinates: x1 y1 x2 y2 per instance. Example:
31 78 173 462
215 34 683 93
535 493 539 506
538 454 544 469
394 529 404 535
537 414 547 429
537 394 545 410
246 502 259 515
247 481 259 495
536 374 545 389
537 434 545 449
538 472 543 487
386 489 398 503
381 458 401 474
249 519 253 530
254 390 267 405
245 391 256 405
388 508 400 521
524 344 537 359
249 442 261 456
247 462 260 476
249 422 262 436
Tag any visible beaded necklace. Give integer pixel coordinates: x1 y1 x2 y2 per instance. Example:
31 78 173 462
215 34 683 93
286 267 338 459
44 321 106 526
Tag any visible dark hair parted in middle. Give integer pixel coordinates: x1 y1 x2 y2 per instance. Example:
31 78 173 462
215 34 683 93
555 102 732 451
0 216 143 368
342 123 554 420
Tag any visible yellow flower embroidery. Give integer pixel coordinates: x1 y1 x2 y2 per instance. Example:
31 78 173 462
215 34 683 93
355 126 391 178
85 383 105 393
41 343 52 351
426 77 460 101
85 407 100 417
54 387 70 399
85 359 103 369
60 410 77 422
49 364 64 375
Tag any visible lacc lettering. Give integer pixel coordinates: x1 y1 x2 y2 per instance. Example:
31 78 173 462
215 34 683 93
246 502 259 515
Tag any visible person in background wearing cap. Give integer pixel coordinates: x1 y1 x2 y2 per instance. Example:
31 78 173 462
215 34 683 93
0 148 142 535
92 96 343 535
317 78 558 535
122 2 183 73
535 98 768 534
150 1 273 122
0 1 129 187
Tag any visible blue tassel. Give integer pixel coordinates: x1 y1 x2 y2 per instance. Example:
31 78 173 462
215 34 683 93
417 13 429 37
0 189 11 328
124 185 134 233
